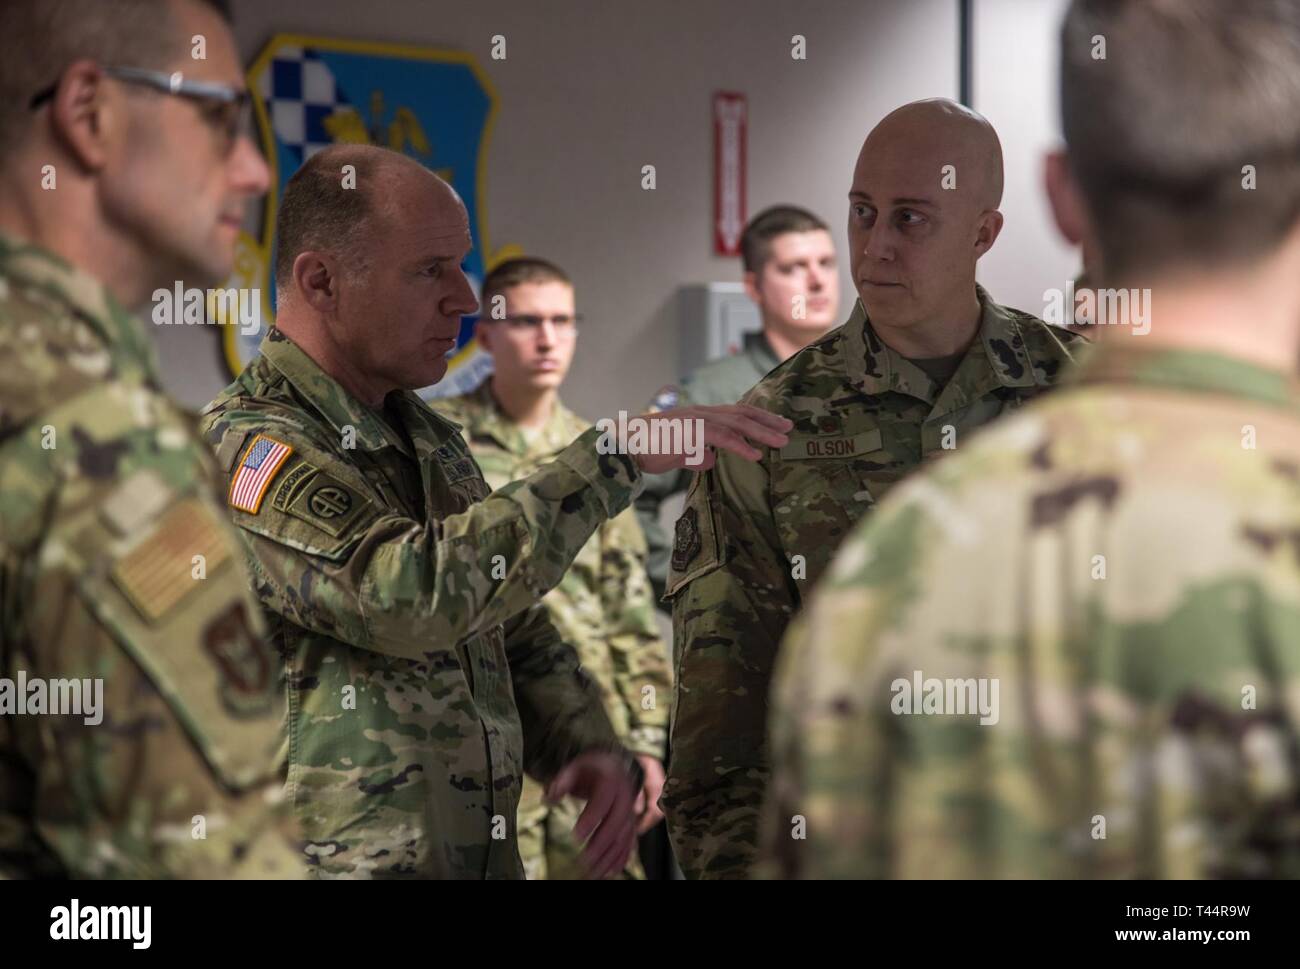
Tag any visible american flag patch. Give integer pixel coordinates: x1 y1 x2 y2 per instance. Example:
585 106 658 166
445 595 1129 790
112 498 231 622
229 434 294 513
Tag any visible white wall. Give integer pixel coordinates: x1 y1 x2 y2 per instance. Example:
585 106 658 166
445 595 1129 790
151 0 959 420
972 0 1077 316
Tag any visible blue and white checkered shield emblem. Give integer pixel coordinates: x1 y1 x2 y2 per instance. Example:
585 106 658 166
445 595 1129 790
223 35 516 398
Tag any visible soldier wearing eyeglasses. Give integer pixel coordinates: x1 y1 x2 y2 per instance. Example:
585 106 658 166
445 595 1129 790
432 258 673 879
0 0 300 878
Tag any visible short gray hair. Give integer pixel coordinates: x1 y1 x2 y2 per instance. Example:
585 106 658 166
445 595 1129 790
273 145 395 297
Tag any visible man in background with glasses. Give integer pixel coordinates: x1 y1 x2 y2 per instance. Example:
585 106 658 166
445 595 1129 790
433 258 673 879
0 0 298 878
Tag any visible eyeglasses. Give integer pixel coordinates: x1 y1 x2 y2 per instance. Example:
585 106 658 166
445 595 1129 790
493 314 582 333
30 66 253 155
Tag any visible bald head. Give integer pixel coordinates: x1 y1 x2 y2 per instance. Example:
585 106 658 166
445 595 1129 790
860 98 1004 213
274 143 463 297
847 99 1007 345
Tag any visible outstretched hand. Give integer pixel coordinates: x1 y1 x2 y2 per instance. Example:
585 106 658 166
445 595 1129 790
613 404 791 474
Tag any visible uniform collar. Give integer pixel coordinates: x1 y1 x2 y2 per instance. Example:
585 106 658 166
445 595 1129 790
1067 342 1300 411
841 283 1040 410
0 231 159 380
456 378 582 456
258 329 457 453
744 330 781 375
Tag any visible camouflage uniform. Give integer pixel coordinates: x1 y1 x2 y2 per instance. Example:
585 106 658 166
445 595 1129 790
760 343 1300 879
199 329 643 879
637 331 782 601
665 286 1088 878
0 234 299 878
433 380 671 879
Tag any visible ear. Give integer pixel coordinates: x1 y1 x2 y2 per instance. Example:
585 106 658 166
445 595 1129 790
742 269 761 304
973 209 1004 258
48 60 114 172
1044 149 1090 247
292 251 341 313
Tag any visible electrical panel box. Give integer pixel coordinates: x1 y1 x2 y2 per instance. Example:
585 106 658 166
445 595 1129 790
677 282 761 375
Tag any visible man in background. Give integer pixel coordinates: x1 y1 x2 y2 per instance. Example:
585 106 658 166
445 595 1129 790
636 206 840 602
434 257 672 879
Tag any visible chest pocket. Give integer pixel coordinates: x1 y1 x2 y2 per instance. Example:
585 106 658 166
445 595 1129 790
432 442 491 512
770 427 885 583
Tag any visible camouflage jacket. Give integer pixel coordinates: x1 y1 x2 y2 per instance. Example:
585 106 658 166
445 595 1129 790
199 329 643 879
0 234 299 878
665 286 1087 878
637 331 782 600
432 380 671 758
760 343 1300 879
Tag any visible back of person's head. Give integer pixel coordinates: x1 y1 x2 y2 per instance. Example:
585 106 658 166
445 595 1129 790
1060 0 1300 283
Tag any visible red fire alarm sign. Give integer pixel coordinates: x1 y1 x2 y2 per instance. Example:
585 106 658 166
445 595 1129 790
713 92 747 256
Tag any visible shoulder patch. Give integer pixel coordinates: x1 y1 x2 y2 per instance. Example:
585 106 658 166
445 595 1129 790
202 601 275 716
228 434 294 513
278 465 370 538
671 506 702 571
664 473 724 597
111 497 232 623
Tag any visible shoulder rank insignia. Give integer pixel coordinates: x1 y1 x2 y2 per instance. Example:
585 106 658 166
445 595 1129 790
229 433 294 513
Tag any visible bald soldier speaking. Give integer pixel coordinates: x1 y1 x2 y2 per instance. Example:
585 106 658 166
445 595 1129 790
663 99 1088 879
199 144 789 878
